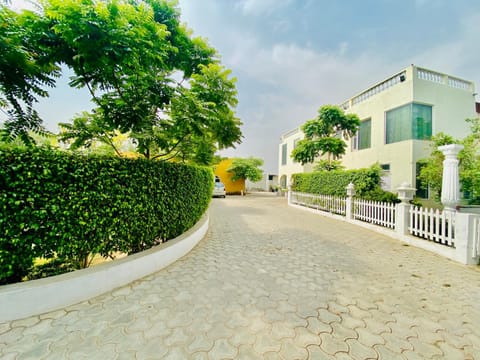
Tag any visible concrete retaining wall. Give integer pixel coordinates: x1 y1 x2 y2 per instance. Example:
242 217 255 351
0 214 209 322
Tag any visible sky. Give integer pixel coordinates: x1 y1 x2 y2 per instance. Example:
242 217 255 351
7 0 480 173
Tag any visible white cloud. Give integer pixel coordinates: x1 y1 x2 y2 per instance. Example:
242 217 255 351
412 12 480 83
235 0 293 16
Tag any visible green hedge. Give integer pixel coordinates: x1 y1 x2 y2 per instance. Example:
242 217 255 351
292 166 398 202
0 145 213 284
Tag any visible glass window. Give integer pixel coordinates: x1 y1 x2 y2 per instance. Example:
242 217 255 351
412 103 432 140
385 103 432 144
352 119 371 150
281 143 287 165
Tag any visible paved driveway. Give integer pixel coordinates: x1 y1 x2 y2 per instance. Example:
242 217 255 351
1 193 479 359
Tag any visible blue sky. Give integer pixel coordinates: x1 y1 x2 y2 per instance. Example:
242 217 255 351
9 0 480 173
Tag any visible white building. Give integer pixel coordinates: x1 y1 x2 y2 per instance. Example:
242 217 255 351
279 65 477 196
246 173 278 192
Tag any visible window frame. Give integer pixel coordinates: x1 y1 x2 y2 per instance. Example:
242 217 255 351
352 118 372 151
384 102 433 144
281 143 287 165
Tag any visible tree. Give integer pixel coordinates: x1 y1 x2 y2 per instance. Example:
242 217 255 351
418 118 480 203
227 157 264 182
48 0 241 162
0 5 59 144
417 133 456 200
313 159 344 172
291 105 360 167
1 0 242 162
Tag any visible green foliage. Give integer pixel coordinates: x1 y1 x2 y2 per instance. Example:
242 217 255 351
292 165 398 202
292 105 360 166
418 120 480 204
1 1 242 162
0 5 59 144
0 145 212 284
417 133 457 200
313 160 344 172
227 157 264 182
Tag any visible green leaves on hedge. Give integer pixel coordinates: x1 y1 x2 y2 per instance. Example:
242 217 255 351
0 145 213 284
292 165 398 203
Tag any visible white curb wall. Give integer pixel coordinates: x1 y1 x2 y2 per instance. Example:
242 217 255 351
0 214 209 322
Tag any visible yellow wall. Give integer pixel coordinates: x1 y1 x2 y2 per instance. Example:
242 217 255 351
214 159 245 194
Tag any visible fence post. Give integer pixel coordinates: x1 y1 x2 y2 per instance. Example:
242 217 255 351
438 144 463 213
345 182 355 221
454 212 480 265
395 182 416 236
287 184 292 205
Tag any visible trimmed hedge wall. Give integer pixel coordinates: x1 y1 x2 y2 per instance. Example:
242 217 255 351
0 145 213 284
292 166 398 202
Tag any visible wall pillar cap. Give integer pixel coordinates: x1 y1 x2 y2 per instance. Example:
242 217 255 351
397 182 416 203
346 182 356 197
438 144 464 156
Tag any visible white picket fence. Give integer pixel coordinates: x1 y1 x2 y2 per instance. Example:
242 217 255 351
353 199 396 229
290 192 346 215
409 206 455 247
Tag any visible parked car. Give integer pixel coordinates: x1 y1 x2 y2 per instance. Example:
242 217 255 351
213 181 226 198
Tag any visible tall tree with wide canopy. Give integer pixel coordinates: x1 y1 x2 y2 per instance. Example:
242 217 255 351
0 0 242 162
227 157 264 182
292 105 360 167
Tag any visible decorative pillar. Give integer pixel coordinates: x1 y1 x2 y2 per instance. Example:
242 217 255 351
345 182 355 221
287 178 293 204
439 144 464 212
396 182 416 236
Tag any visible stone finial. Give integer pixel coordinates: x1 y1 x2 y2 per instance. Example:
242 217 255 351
397 182 416 203
346 182 355 197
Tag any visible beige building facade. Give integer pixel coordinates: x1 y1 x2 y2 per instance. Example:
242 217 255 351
279 65 477 196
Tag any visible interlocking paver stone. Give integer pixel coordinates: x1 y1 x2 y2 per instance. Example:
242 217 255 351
374 344 406 359
294 326 321 347
319 332 349 355
0 194 479 359
209 338 237 360
346 338 377 359
279 338 309 359
271 321 296 340
307 345 334 359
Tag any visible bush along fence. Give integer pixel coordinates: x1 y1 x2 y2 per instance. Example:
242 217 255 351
288 145 480 265
0 145 214 285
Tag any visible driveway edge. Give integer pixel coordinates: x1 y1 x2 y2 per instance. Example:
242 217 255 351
0 213 209 322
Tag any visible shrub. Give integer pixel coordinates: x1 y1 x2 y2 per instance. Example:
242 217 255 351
0 145 213 284
292 165 398 202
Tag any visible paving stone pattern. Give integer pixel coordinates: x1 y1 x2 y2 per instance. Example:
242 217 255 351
1 193 480 359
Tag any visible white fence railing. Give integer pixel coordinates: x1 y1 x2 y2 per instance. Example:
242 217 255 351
354 199 396 229
290 192 346 215
409 206 455 247
289 188 479 265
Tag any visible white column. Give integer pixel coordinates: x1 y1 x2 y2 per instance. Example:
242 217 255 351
345 182 355 221
454 213 480 265
439 144 464 212
395 182 415 236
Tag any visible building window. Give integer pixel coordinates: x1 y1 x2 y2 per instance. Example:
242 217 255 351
380 164 391 191
352 119 371 150
385 103 432 144
281 143 287 165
